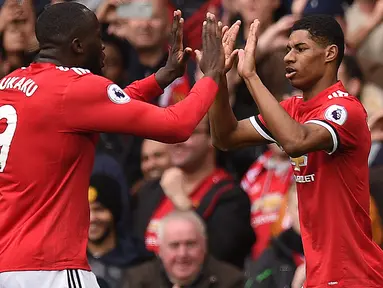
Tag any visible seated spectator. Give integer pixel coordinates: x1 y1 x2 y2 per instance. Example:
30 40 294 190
101 32 130 87
123 211 246 288
104 0 190 107
141 139 172 182
241 144 294 260
0 0 37 76
87 174 143 288
132 116 255 269
131 139 172 194
246 183 304 288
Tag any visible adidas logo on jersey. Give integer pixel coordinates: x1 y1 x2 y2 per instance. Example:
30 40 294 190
56 66 90 75
327 90 349 100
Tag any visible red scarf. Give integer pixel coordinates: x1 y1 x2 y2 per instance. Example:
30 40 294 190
145 168 231 253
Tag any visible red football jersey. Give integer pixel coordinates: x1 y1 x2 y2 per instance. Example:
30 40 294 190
0 63 218 272
250 82 383 287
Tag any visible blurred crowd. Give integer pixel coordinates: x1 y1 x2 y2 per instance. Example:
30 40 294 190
1 0 383 287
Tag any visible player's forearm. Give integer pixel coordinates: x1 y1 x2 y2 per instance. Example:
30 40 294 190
208 76 239 150
123 74 164 102
244 75 308 156
142 75 220 143
155 66 179 90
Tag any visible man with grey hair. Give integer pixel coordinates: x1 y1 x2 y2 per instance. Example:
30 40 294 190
123 210 245 287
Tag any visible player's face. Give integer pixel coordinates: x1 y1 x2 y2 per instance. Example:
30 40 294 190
284 30 328 91
89 202 114 243
82 15 105 76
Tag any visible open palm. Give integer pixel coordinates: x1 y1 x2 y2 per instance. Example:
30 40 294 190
238 19 260 79
195 20 241 74
222 20 241 73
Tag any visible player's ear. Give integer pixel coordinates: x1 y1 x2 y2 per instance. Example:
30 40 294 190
71 38 84 54
325 44 338 64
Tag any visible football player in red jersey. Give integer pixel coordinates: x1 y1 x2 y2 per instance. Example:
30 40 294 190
208 14 383 288
0 2 232 288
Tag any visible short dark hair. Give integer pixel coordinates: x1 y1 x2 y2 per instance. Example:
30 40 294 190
36 2 94 47
291 14 345 67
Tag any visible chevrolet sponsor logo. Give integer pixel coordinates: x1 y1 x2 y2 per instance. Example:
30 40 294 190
290 155 308 172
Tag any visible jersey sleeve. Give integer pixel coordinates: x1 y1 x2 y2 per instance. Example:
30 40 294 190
60 74 219 143
248 98 295 143
123 74 163 102
304 98 367 154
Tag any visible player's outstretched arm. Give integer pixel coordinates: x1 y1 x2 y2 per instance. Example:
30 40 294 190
123 10 192 103
62 12 225 143
238 20 334 157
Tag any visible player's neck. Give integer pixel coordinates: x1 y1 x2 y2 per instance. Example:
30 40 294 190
302 74 338 101
34 48 70 67
87 232 117 257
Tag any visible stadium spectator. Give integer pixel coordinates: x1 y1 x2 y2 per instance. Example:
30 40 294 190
101 32 129 87
130 139 172 195
132 116 255 269
241 144 294 260
124 211 246 288
346 0 383 90
246 183 304 288
140 139 172 182
87 174 141 288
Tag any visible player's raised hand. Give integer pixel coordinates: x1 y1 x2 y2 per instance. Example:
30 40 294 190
195 13 225 79
237 19 260 79
165 10 192 77
196 20 241 74
222 20 241 73
156 10 192 88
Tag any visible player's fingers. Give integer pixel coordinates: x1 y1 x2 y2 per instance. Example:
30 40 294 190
202 20 208 55
217 21 223 40
228 21 241 47
252 19 260 43
237 49 245 68
222 25 229 44
181 47 192 65
171 10 180 47
244 22 253 52
206 12 216 40
195 49 203 65
176 17 185 51
227 49 239 68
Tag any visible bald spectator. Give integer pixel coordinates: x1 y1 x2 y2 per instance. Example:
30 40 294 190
124 211 246 288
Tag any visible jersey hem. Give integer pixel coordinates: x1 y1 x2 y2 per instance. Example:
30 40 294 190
0 265 91 273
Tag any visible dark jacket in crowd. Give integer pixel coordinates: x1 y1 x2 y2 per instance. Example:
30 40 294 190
123 256 245 288
88 238 148 288
132 178 256 269
245 228 304 288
